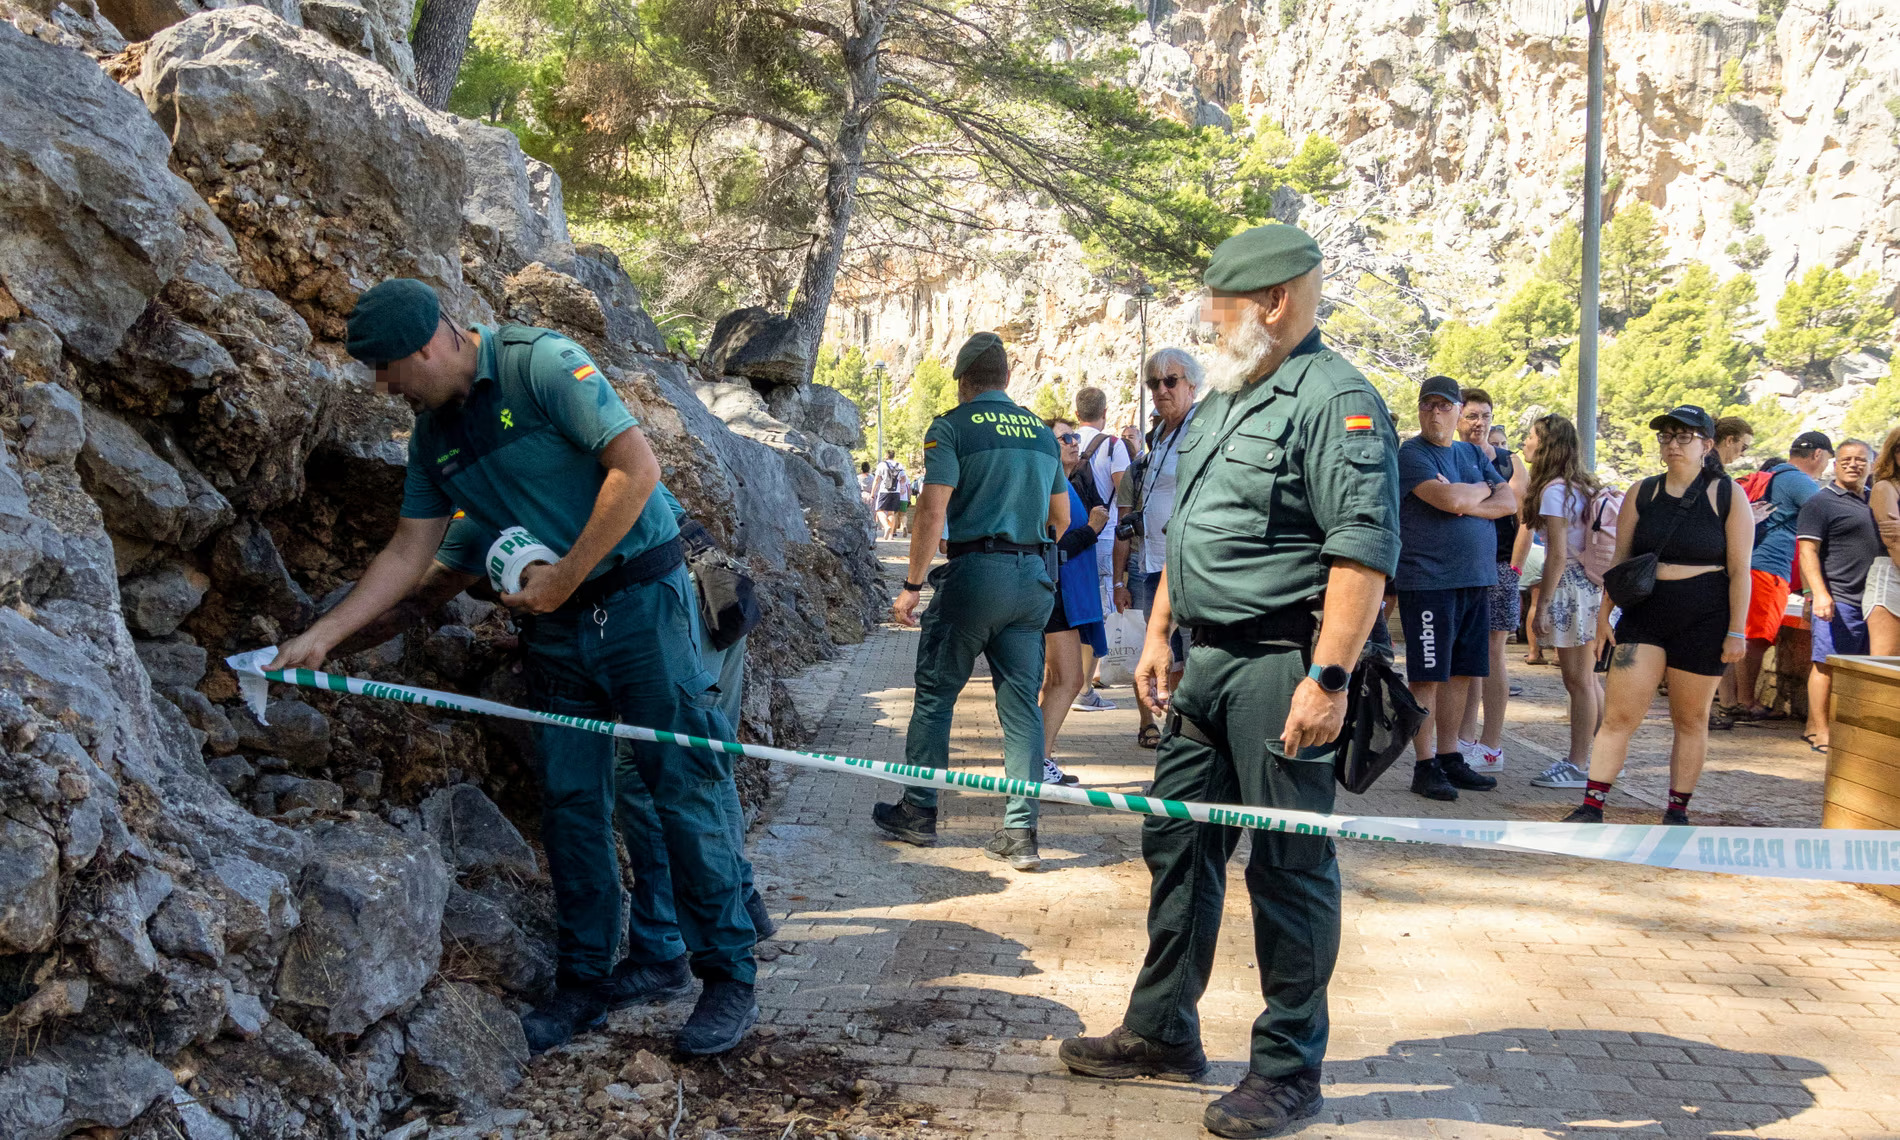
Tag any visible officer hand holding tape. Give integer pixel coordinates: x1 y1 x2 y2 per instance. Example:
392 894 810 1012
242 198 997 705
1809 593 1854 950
264 279 759 1060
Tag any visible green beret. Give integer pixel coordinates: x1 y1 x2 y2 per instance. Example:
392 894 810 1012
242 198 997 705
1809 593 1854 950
1204 224 1323 293
346 278 441 365
953 331 1007 378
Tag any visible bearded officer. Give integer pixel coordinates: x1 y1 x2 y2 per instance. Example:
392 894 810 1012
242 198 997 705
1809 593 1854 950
268 279 757 1056
1058 225 1401 1138
869 332 1070 871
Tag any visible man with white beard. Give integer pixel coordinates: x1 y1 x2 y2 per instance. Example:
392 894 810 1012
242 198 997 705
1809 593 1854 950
1058 224 1401 1139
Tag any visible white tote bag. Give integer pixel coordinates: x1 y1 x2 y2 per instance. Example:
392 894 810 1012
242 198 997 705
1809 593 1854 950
1097 608 1146 687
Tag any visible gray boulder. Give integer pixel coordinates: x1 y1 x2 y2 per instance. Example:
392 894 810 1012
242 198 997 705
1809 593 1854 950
0 817 59 953
0 1035 175 1140
230 698 331 767
441 882 555 997
705 306 810 386
205 853 300 952
209 517 314 627
21 382 86 467
150 887 227 966
164 687 241 755
121 564 211 639
77 405 233 548
275 817 449 1035
68 864 174 987
572 243 665 355
135 638 209 689
420 783 538 878
401 981 531 1111
0 22 209 361
455 117 576 274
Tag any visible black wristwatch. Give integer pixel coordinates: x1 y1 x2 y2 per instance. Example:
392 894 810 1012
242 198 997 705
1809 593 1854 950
902 581 925 593
1307 663 1350 693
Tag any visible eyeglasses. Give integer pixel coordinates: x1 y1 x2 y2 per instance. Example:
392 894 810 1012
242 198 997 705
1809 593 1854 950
1145 374 1187 390
1656 431 1706 447
1836 456 1869 466
1056 432 1081 444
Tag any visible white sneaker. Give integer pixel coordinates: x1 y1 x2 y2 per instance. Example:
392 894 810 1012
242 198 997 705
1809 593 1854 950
1042 758 1079 786
1457 738 1484 766
1530 759 1587 789
1471 744 1504 774
1071 690 1116 712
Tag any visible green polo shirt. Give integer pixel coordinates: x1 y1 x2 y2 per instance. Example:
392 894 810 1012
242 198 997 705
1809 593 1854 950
922 390 1065 545
1165 330 1401 626
437 486 689 578
399 325 680 579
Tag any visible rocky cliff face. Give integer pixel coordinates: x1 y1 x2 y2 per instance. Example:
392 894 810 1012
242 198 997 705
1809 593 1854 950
829 0 1900 434
0 4 879 1135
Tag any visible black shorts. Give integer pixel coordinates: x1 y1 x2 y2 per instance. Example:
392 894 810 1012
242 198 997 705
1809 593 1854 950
875 492 902 512
1398 586 1491 683
1045 589 1070 633
1614 571 1730 677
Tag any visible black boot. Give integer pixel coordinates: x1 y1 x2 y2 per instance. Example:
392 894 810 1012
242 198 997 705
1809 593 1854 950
521 978 611 1053
1203 1071 1324 1138
676 979 758 1055
1058 1024 1209 1082
1438 751 1497 791
1562 803 1604 824
982 827 1040 871
745 888 779 941
1410 756 1457 801
601 953 692 1009
871 800 937 846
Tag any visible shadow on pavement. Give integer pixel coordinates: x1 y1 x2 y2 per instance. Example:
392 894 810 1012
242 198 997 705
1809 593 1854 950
1315 1030 1824 1137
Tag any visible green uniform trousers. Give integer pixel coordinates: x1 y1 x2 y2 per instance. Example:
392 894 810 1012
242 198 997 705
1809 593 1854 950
901 552 1054 830
524 565 755 985
615 633 758 967
1123 641 1341 1079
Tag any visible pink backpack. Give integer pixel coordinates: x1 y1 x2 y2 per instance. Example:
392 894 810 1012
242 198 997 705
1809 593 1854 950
1579 488 1624 587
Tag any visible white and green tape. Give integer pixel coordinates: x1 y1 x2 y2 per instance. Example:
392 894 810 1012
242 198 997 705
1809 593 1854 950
226 649 1900 887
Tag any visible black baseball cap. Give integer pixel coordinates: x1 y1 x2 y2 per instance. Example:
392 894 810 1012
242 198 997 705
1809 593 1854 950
1419 375 1463 405
1791 430 1834 453
1647 405 1715 436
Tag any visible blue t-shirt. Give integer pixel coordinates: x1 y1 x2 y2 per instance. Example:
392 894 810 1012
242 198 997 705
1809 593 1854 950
1751 462 1821 581
1395 436 1502 591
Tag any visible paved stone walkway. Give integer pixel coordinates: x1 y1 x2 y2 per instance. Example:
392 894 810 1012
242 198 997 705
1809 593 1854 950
749 541 1900 1139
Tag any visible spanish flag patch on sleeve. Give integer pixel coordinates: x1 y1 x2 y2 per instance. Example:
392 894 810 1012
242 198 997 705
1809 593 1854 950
923 440 938 450
1344 414 1374 432
571 363 598 382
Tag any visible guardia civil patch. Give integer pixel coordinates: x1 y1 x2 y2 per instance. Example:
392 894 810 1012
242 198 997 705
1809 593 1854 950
1344 414 1374 432
571 363 599 381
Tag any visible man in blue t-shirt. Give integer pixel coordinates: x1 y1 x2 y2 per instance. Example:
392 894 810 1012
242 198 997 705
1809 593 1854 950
1734 431 1832 719
1394 377 1517 801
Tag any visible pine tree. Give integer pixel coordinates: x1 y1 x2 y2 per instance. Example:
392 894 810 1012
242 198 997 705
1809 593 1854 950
1600 202 1667 324
1763 266 1895 377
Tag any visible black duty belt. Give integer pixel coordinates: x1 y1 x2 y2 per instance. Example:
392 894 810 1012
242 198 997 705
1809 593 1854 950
945 537 1049 560
559 537 684 613
1186 610 1318 649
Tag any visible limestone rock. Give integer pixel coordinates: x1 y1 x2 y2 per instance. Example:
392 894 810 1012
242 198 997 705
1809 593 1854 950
0 1035 175 1140
209 517 314 627
0 816 59 952
278 777 343 813
150 886 227 965
275 816 449 1035
0 21 206 361
135 638 209 688
571 243 665 355
401 981 530 1111
165 687 241 755
68 864 174 987
705 306 810 386
440 882 555 997
231 698 331 767
420 783 537 878
77 405 232 547
422 623 477 679
20 382 85 466
455 118 575 275
121 564 210 638
204 852 300 952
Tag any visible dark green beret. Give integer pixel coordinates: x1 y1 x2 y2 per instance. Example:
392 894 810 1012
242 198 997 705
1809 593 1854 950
1204 224 1322 293
953 331 1007 378
346 278 441 365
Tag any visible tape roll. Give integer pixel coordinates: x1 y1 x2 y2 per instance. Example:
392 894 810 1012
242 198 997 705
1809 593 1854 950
487 527 559 595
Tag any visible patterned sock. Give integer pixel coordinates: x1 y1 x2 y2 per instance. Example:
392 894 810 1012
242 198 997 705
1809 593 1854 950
1583 780 1612 810
1668 789 1693 813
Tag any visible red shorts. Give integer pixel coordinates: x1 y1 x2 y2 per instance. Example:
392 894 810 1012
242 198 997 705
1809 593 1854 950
1744 569 1790 643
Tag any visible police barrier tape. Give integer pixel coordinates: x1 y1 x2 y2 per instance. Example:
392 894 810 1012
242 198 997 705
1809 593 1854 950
227 649 1900 887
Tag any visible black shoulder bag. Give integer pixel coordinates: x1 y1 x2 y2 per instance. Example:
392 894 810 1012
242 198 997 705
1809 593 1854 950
678 518 762 651
1334 641 1427 794
1600 469 1709 610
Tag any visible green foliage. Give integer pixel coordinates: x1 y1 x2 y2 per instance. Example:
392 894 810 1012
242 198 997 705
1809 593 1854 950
1730 200 1753 229
889 358 959 465
1494 278 1579 353
445 17 538 125
1726 234 1770 270
1763 266 1894 376
1720 58 1745 103
1601 201 1667 324
1279 0 1300 29
1027 383 1071 423
1323 273 1432 432
1843 365 1900 440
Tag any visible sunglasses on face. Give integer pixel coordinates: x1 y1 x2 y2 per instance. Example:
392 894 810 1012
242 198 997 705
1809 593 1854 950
1057 432 1081 444
1145 374 1187 391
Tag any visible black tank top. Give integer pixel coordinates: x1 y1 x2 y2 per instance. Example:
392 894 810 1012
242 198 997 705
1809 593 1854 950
1631 473 1731 565
1491 449 1519 562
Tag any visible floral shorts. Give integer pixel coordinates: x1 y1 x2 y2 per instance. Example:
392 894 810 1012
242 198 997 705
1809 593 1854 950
1544 561 1603 650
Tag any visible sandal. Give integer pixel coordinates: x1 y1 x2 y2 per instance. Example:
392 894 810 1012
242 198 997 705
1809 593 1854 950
1523 654 1548 666
1137 724 1161 750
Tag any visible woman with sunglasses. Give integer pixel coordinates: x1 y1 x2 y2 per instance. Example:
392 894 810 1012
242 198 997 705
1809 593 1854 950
1038 417 1112 785
1568 405 1752 825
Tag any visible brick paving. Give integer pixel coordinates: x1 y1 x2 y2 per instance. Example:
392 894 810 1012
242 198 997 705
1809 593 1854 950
749 541 1900 1138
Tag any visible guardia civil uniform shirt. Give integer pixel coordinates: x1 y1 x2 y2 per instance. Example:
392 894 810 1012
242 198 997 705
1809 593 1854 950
922 390 1067 541
399 325 681 569
1165 328 1403 629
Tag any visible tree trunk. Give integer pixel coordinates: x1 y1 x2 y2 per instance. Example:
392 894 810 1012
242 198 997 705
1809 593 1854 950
786 21 884 386
411 0 483 112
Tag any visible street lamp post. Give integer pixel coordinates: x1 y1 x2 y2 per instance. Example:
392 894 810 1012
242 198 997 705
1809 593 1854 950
873 361 887 459
1578 0 1609 468
1136 284 1155 432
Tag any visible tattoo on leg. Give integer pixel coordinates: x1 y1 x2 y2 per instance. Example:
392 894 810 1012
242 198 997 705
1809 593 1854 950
1611 644 1639 669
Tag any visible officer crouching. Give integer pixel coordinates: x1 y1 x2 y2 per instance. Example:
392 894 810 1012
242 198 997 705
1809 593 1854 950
871 333 1070 870
1058 225 1402 1138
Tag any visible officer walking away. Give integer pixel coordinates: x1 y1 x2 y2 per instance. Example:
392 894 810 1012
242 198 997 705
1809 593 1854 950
1058 225 1401 1139
267 280 757 1056
871 333 1070 871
